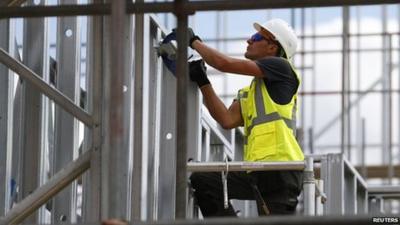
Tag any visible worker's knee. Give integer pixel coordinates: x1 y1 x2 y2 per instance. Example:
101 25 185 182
268 202 297 215
190 172 216 190
189 172 204 189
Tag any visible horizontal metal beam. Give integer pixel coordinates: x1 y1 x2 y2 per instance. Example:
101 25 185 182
369 185 400 194
0 0 399 18
0 149 92 225
368 185 400 199
187 161 305 172
0 48 94 127
355 165 400 178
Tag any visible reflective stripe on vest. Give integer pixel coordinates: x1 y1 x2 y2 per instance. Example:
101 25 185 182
244 79 297 145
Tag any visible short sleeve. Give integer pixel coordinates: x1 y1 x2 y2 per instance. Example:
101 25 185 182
255 57 299 105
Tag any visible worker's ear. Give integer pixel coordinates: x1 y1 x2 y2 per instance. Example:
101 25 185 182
268 44 278 53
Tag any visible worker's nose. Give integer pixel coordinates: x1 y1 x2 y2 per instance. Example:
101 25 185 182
247 38 252 44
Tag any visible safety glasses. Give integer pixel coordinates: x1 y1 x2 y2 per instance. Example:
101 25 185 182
250 33 278 45
250 33 266 42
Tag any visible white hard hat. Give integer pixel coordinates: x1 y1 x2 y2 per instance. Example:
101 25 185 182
253 18 298 59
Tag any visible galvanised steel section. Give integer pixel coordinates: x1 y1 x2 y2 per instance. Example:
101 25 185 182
123 8 135 222
202 113 235 159
82 0 103 221
320 154 344 215
0 18 14 217
145 17 166 220
10 40 23 221
320 153 368 215
356 179 368 214
1 150 91 225
51 0 81 223
369 196 384 214
157 21 177 219
20 0 49 222
344 162 357 214
132 0 145 219
344 159 368 214
201 121 211 161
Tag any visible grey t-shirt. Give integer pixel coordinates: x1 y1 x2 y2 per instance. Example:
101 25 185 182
255 57 299 105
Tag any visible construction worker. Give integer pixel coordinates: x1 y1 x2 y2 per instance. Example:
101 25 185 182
101 19 303 223
187 18 304 216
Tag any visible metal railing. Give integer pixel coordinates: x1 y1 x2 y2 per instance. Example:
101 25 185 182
187 157 323 217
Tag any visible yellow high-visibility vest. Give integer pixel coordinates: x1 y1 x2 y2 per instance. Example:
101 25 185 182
238 61 304 162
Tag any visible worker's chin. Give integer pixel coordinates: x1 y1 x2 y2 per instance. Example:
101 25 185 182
244 52 254 60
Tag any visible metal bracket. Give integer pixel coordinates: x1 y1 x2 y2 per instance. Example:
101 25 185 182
221 157 229 209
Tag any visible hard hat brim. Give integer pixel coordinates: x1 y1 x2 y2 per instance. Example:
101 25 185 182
253 22 263 32
253 22 275 38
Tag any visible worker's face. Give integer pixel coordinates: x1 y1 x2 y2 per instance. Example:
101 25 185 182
245 30 279 60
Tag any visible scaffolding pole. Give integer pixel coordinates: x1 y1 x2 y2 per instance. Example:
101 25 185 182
187 161 305 172
341 6 350 159
175 0 189 219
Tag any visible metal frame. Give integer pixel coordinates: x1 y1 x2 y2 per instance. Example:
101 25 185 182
51 0 81 222
20 2 49 222
0 0 400 223
319 153 368 215
0 18 15 218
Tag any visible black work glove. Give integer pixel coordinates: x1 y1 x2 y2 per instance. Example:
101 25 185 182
172 27 202 49
189 59 210 88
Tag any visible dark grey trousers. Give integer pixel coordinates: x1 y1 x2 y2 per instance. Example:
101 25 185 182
190 171 302 217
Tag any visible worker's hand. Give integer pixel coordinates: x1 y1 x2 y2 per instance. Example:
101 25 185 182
189 59 210 88
187 28 202 49
172 27 202 49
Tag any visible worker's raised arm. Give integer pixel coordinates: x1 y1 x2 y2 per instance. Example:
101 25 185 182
189 60 243 129
201 85 243 129
191 40 263 78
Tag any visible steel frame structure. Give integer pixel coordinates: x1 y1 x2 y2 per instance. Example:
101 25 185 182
0 0 400 224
